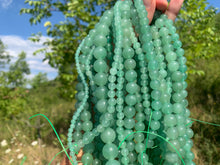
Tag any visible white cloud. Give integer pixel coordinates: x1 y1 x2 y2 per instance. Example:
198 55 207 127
0 35 57 80
0 0 13 9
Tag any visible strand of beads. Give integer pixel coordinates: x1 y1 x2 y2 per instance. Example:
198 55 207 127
67 0 195 164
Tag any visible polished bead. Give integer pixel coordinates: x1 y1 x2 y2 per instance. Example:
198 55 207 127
102 143 118 159
82 153 93 164
125 70 137 81
124 106 136 118
101 127 116 143
125 59 136 70
164 114 177 127
125 94 137 106
96 99 107 113
126 82 139 94
94 73 108 86
94 59 107 72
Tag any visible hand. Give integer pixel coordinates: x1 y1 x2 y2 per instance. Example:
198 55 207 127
143 0 184 23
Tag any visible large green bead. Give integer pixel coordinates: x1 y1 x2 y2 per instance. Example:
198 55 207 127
94 46 107 59
96 99 107 113
128 151 137 162
125 94 137 106
135 122 145 131
125 59 136 70
124 106 136 118
150 120 160 130
164 114 177 127
102 143 118 160
94 34 107 46
167 127 179 140
168 61 179 72
101 127 116 143
82 153 93 164
106 160 120 165
94 86 107 99
94 59 108 72
126 82 139 94
94 73 108 86
173 103 184 114
124 118 135 129
125 70 137 81
82 121 93 131
93 159 101 165
135 142 145 153
80 110 91 121
96 23 109 35
137 153 149 164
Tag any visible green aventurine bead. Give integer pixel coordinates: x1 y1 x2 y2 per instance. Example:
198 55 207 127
101 127 116 143
96 99 107 113
125 70 137 81
102 143 118 159
94 73 108 86
94 34 107 46
125 59 136 70
126 82 139 94
82 153 93 164
95 86 107 99
125 94 137 106
94 46 107 59
94 59 108 72
106 160 120 165
82 121 93 131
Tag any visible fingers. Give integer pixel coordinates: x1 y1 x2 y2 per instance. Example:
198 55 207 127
143 0 156 23
156 0 168 12
165 0 184 21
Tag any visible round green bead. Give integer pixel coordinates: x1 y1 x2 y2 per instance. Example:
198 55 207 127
94 73 108 86
94 34 107 46
102 143 118 160
101 127 116 143
82 153 93 164
94 46 107 59
94 59 107 72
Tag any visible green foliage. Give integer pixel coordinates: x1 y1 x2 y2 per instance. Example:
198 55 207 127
7 51 30 87
30 72 48 89
176 0 220 75
0 87 29 119
0 39 10 68
20 0 117 99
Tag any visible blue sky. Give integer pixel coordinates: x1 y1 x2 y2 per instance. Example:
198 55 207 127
0 0 219 81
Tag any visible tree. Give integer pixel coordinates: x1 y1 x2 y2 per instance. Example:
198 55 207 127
7 51 30 87
30 72 48 89
20 0 117 99
175 0 220 75
20 0 220 97
0 39 10 69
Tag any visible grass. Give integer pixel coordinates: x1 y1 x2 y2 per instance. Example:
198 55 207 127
1 55 220 164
